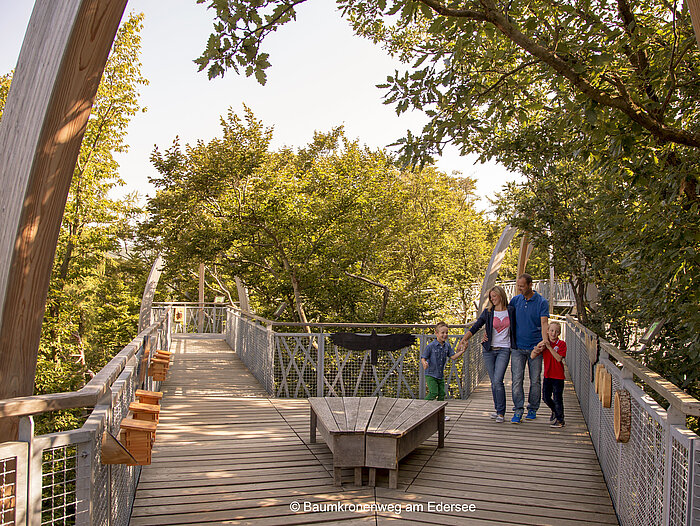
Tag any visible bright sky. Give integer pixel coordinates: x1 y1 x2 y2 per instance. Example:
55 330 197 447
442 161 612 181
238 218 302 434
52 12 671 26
1 1 522 210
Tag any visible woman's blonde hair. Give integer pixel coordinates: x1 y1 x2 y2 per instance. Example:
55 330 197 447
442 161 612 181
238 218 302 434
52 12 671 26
488 286 508 310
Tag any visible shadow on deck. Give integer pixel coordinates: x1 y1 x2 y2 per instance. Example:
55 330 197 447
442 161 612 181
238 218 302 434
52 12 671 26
130 335 618 525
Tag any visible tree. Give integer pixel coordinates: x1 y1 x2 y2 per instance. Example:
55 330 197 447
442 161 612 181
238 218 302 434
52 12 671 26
195 1 700 157
189 0 700 395
141 107 494 325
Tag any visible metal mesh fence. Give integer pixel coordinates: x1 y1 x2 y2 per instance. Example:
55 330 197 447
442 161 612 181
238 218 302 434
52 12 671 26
694 440 700 526
226 311 275 394
275 334 320 397
41 445 78 525
0 457 17 526
227 311 486 400
564 318 699 526
110 367 140 526
670 432 690 526
599 369 621 507
90 415 109 526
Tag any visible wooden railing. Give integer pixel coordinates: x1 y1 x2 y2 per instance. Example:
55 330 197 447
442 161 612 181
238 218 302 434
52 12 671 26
563 315 699 526
0 313 171 525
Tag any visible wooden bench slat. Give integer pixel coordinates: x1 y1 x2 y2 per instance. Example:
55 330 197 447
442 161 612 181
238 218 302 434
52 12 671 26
378 399 429 433
308 398 339 433
343 397 361 431
354 397 378 432
326 396 350 431
366 397 398 432
374 398 412 433
373 400 447 437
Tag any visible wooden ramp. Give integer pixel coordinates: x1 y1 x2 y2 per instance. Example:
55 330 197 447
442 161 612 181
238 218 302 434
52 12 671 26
130 336 618 525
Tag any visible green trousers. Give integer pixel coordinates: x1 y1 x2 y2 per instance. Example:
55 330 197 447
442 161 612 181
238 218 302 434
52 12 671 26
425 375 446 401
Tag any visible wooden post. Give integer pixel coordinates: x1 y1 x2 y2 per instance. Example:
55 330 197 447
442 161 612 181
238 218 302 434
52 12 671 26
198 263 205 333
689 0 700 50
0 0 128 441
517 233 533 278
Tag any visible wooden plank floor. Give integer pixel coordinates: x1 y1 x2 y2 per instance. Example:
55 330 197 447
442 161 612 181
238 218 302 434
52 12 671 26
130 335 618 525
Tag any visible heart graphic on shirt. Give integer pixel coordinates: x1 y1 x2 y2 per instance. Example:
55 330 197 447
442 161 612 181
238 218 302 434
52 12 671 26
493 316 510 334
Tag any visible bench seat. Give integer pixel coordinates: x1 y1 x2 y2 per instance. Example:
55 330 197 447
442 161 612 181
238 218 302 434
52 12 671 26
309 396 447 488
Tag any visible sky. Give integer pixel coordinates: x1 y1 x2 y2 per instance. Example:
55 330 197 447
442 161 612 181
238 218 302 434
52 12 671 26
0 1 522 210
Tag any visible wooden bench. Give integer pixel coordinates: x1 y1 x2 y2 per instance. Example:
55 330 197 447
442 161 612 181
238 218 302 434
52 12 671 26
365 398 446 488
309 397 447 488
309 397 377 486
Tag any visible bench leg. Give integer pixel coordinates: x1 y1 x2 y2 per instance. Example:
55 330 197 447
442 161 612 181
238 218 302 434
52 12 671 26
389 468 398 489
333 467 342 486
368 468 376 487
438 408 445 448
310 408 317 443
354 467 363 486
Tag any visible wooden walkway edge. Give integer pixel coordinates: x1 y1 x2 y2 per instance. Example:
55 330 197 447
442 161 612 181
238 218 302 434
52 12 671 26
129 335 619 525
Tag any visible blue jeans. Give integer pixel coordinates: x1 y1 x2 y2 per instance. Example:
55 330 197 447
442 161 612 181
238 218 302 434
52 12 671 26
483 347 511 415
511 348 543 415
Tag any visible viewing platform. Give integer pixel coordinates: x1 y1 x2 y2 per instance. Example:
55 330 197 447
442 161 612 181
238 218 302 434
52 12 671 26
130 334 617 525
0 306 697 525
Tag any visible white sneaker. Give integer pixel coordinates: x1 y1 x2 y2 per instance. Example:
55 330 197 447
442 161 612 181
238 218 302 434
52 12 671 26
445 415 451 421
495 415 505 423
489 412 498 419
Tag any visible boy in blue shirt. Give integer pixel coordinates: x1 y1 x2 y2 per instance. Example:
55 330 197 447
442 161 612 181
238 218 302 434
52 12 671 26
421 322 466 420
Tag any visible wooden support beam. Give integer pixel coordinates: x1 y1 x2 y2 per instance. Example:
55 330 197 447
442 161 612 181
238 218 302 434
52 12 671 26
139 254 163 331
689 0 700 50
0 0 127 440
198 263 205 332
479 225 517 312
517 233 533 278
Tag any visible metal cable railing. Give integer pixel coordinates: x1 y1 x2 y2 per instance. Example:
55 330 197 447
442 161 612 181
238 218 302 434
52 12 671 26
224 306 487 400
564 317 699 526
0 314 170 526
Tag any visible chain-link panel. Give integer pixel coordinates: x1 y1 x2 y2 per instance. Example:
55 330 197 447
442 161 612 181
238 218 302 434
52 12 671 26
228 313 274 394
110 368 140 526
599 367 621 508
693 439 700 525
275 334 320 398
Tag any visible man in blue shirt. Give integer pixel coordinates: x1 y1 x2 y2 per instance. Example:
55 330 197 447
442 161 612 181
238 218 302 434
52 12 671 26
421 322 466 420
509 274 551 424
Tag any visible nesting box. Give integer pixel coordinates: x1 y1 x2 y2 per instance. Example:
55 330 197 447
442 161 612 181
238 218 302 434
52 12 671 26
135 389 163 406
148 357 169 381
120 418 157 465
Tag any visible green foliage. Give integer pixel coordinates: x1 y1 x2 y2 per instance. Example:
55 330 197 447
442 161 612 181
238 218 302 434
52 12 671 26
0 73 10 113
189 0 700 397
141 107 495 325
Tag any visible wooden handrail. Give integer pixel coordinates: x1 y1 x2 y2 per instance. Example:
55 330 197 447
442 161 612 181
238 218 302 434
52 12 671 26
566 315 700 417
0 314 166 419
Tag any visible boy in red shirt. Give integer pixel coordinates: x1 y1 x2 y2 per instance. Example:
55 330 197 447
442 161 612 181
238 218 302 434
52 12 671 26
531 321 567 428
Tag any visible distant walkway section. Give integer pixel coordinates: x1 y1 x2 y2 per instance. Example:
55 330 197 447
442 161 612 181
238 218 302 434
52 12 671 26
130 335 618 525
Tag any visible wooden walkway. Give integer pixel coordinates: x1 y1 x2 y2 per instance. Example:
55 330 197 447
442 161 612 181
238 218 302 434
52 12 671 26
130 335 619 525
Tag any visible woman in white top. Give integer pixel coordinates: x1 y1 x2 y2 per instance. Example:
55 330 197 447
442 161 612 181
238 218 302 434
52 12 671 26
457 286 516 422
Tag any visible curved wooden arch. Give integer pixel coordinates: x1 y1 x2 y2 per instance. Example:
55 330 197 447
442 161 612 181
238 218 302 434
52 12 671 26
0 0 127 438
139 254 164 332
479 225 537 312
